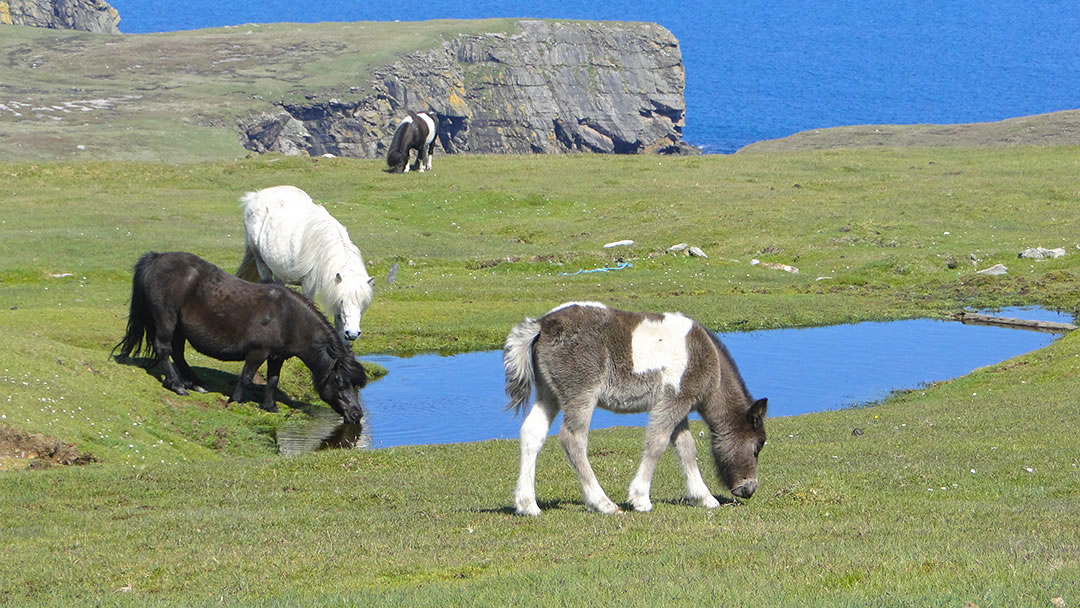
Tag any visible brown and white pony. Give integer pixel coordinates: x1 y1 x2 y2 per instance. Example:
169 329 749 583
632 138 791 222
504 302 767 515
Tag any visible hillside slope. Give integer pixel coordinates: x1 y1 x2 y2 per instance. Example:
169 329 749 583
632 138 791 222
738 110 1080 153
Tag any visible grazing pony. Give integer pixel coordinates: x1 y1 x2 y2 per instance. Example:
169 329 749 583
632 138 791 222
386 110 438 173
236 185 374 342
113 251 366 423
503 302 768 515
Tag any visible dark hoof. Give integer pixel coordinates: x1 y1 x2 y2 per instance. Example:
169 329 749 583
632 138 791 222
168 385 189 396
260 403 280 413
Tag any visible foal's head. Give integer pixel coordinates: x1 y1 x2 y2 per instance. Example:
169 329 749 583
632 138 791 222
711 397 768 499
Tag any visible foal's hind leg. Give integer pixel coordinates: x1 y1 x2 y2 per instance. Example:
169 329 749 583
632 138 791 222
560 396 619 514
170 333 207 393
670 417 721 508
515 398 559 516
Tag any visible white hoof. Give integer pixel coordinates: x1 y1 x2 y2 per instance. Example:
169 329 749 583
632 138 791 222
691 494 721 509
588 498 621 515
515 498 541 516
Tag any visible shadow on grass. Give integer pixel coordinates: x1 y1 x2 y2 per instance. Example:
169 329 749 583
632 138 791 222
112 355 308 410
473 499 577 516
652 495 742 509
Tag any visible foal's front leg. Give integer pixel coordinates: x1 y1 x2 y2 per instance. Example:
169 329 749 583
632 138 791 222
627 410 682 512
670 417 721 508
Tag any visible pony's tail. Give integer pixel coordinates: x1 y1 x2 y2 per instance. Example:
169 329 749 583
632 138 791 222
111 252 159 364
236 246 260 282
503 316 541 415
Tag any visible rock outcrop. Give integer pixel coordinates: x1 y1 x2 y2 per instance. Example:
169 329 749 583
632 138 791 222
240 20 698 158
0 0 120 33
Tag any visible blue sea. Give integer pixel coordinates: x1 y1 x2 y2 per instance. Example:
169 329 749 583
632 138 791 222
107 1 1080 153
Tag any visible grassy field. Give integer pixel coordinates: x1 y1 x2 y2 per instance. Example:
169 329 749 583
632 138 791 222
0 20 517 162
1 149 1079 605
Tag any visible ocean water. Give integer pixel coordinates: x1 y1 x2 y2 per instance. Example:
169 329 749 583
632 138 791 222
106 1 1080 152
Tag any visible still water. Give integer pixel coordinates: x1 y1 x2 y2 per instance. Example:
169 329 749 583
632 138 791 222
277 307 1073 453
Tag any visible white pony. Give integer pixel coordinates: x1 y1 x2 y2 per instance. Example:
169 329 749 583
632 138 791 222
236 185 374 342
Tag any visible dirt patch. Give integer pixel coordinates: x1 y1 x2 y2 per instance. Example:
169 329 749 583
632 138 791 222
0 424 96 470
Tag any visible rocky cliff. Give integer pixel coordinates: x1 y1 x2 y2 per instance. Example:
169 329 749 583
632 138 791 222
240 20 698 158
0 0 119 33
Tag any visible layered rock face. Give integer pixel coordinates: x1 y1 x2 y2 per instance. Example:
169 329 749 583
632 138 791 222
0 0 120 33
240 20 698 158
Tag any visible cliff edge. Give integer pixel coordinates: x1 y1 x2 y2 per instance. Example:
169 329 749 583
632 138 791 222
241 20 698 157
0 0 119 33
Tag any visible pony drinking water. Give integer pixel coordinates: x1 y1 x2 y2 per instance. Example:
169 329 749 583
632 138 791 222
113 251 366 423
386 110 438 173
504 302 768 515
236 185 374 343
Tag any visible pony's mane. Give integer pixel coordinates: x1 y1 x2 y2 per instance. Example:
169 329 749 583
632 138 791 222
274 283 362 382
708 332 754 408
295 207 375 309
271 283 338 341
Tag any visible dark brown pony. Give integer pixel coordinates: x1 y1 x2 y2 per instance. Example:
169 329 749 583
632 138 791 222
112 251 366 423
504 302 767 515
386 110 438 173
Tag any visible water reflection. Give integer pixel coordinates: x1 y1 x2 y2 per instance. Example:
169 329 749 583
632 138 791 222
277 406 371 455
276 307 1072 452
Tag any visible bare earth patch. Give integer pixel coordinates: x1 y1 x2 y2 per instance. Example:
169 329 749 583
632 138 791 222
0 424 96 470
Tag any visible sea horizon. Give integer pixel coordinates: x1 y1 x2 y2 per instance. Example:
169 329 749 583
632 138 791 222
106 0 1080 153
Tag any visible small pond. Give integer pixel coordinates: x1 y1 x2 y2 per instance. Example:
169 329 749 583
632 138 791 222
277 307 1074 453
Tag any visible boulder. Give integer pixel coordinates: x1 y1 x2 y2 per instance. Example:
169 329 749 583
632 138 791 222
1018 247 1066 260
1 0 120 33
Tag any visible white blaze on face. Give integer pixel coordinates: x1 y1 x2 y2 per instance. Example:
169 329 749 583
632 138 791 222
631 313 693 390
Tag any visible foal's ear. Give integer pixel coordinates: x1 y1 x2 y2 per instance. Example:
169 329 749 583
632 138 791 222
747 398 768 426
335 272 343 284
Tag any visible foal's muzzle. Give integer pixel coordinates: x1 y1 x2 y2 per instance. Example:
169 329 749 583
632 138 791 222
344 329 361 341
732 479 758 499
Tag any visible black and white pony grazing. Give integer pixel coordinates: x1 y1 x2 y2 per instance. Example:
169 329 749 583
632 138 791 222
113 251 367 423
503 302 768 516
386 110 438 173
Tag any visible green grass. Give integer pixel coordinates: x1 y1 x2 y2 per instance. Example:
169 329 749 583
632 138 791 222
1 150 1079 605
